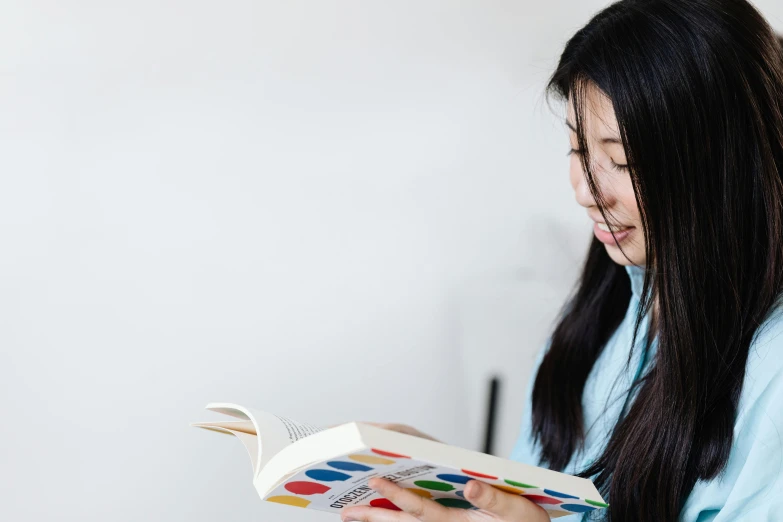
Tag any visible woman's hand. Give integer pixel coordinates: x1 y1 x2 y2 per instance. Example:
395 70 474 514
340 477 550 522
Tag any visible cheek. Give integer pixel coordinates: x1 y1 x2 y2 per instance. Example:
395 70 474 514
619 186 641 222
610 172 637 217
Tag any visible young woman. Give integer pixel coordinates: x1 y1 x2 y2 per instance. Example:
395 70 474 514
341 1 783 521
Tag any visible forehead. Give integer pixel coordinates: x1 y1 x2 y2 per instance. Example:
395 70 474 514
566 84 619 137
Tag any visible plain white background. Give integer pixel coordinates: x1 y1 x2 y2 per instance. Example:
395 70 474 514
1 1 782 521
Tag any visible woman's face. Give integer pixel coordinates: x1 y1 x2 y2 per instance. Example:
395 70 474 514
567 88 646 266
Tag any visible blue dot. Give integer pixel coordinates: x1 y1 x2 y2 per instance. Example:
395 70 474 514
437 474 472 485
543 489 579 499
306 469 351 482
560 504 597 513
456 490 465 498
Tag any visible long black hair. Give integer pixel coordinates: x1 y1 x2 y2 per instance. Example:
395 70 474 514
531 1 783 520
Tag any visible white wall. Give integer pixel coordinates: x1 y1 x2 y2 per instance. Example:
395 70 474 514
1 2 782 522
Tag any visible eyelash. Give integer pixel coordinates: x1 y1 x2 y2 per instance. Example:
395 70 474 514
567 148 629 172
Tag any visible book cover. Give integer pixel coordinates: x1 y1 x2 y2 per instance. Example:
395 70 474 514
193 403 608 520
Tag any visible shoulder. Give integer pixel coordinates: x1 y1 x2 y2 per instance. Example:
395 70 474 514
740 302 783 418
746 302 783 382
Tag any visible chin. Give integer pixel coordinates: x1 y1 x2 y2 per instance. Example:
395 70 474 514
605 244 644 266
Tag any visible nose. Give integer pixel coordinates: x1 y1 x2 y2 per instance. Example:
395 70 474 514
570 155 597 209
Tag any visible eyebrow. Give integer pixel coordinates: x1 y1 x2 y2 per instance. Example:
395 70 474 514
565 120 623 145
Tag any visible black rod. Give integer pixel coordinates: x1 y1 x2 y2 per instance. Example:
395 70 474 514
482 376 500 455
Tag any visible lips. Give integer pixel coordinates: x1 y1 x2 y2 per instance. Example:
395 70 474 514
593 222 634 245
596 222 632 233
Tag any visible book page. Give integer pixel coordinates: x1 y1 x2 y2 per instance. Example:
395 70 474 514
191 421 260 475
204 403 324 473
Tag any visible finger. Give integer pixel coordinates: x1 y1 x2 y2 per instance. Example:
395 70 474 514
340 505 413 522
368 478 449 521
463 480 548 520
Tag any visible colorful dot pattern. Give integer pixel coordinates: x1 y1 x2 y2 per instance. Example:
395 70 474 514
435 498 473 509
493 485 525 495
544 488 580 499
327 461 373 472
436 474 472 484
406 488 432 498
263 448 607 516
370 498 401 511
414 480 455 492
267 495 311 507
284 481 330 495
305 469 351 482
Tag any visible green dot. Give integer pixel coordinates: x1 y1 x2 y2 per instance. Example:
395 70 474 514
435 498 473 509
504 479 538 488
413 480 455 492
586 500 609 508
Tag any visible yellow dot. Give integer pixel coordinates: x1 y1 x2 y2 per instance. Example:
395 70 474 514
493 485 525 495
267 495 311 508
406 488 433 498
348 454 396 465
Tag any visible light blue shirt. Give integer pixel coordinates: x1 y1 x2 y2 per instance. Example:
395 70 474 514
511 265 783 521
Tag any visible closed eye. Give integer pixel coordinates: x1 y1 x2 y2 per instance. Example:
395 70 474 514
611 159 629 171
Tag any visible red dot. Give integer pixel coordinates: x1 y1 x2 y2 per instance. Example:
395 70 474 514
284 481 331 495
370 498 402 511
371 449 411 459
461 469 498 480
523 494 562 505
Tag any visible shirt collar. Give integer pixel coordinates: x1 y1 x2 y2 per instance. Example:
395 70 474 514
625 264 646 301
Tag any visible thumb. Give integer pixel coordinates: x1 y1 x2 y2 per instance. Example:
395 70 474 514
464 480 547 520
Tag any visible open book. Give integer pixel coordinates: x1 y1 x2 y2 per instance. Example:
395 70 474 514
193 403 608 519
